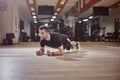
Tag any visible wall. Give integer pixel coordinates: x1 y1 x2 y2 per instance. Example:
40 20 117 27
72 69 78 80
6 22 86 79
24 18 31 36
64 16 76 39
12 0 20 44
0 30 1 43
0 0 12 43
0 0 20 44
0 0 31 44
19 6 31 37
100 7 120 34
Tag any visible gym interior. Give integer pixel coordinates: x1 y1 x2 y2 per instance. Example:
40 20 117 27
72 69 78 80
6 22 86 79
0 0 120 80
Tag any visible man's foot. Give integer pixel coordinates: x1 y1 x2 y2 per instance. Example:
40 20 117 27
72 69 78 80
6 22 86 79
76 42 81 51
73 42 81 52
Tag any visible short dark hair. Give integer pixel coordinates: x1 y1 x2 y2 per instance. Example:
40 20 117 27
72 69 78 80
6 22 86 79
39 25 49 32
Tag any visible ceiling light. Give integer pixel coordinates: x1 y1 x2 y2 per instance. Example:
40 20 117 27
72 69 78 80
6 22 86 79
56 8 61 12
32 12 36 15
33 16 36 19
60 0 65 5
52 16 56 19
34 21 37 23
54 12 58 15
83 19 88 22
31 7 35 11
28 0 33 4
51 19 54 21
45 23 48 26
89 16 93 19
79 21 82 23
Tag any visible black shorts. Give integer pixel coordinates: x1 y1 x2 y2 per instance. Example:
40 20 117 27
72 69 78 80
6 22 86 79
64 41 72 50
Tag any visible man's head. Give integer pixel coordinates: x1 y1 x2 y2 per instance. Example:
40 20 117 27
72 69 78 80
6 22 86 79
39 25 50 40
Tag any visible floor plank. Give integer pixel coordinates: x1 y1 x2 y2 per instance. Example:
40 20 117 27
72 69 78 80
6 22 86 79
0 44 120 80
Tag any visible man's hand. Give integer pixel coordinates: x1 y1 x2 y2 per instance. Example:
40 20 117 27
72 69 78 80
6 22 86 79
36 50 43 56
36 47 44 56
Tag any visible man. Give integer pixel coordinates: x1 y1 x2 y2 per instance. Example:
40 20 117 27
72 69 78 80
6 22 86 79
92 29 100 41
36 25 80 56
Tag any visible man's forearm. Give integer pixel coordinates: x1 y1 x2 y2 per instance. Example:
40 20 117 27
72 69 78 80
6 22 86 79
40 48 44 54
53 45 64 56
47 50 64 56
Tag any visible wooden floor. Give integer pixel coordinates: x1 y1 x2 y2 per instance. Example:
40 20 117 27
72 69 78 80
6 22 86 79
0 43 120 80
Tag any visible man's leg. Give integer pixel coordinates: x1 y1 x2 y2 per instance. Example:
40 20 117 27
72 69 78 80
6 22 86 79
65 38 80 51
67 38 79 47
70 41 77 46
70 41 81 51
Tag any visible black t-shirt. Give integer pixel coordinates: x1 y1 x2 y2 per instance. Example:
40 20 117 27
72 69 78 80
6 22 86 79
40 32 68 48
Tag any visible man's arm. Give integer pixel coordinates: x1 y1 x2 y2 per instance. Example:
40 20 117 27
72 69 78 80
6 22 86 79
40 47 45 54
47 45 64 56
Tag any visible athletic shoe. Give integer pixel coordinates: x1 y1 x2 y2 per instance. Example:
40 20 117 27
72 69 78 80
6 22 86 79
72 42 81 52
76 42 81 51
